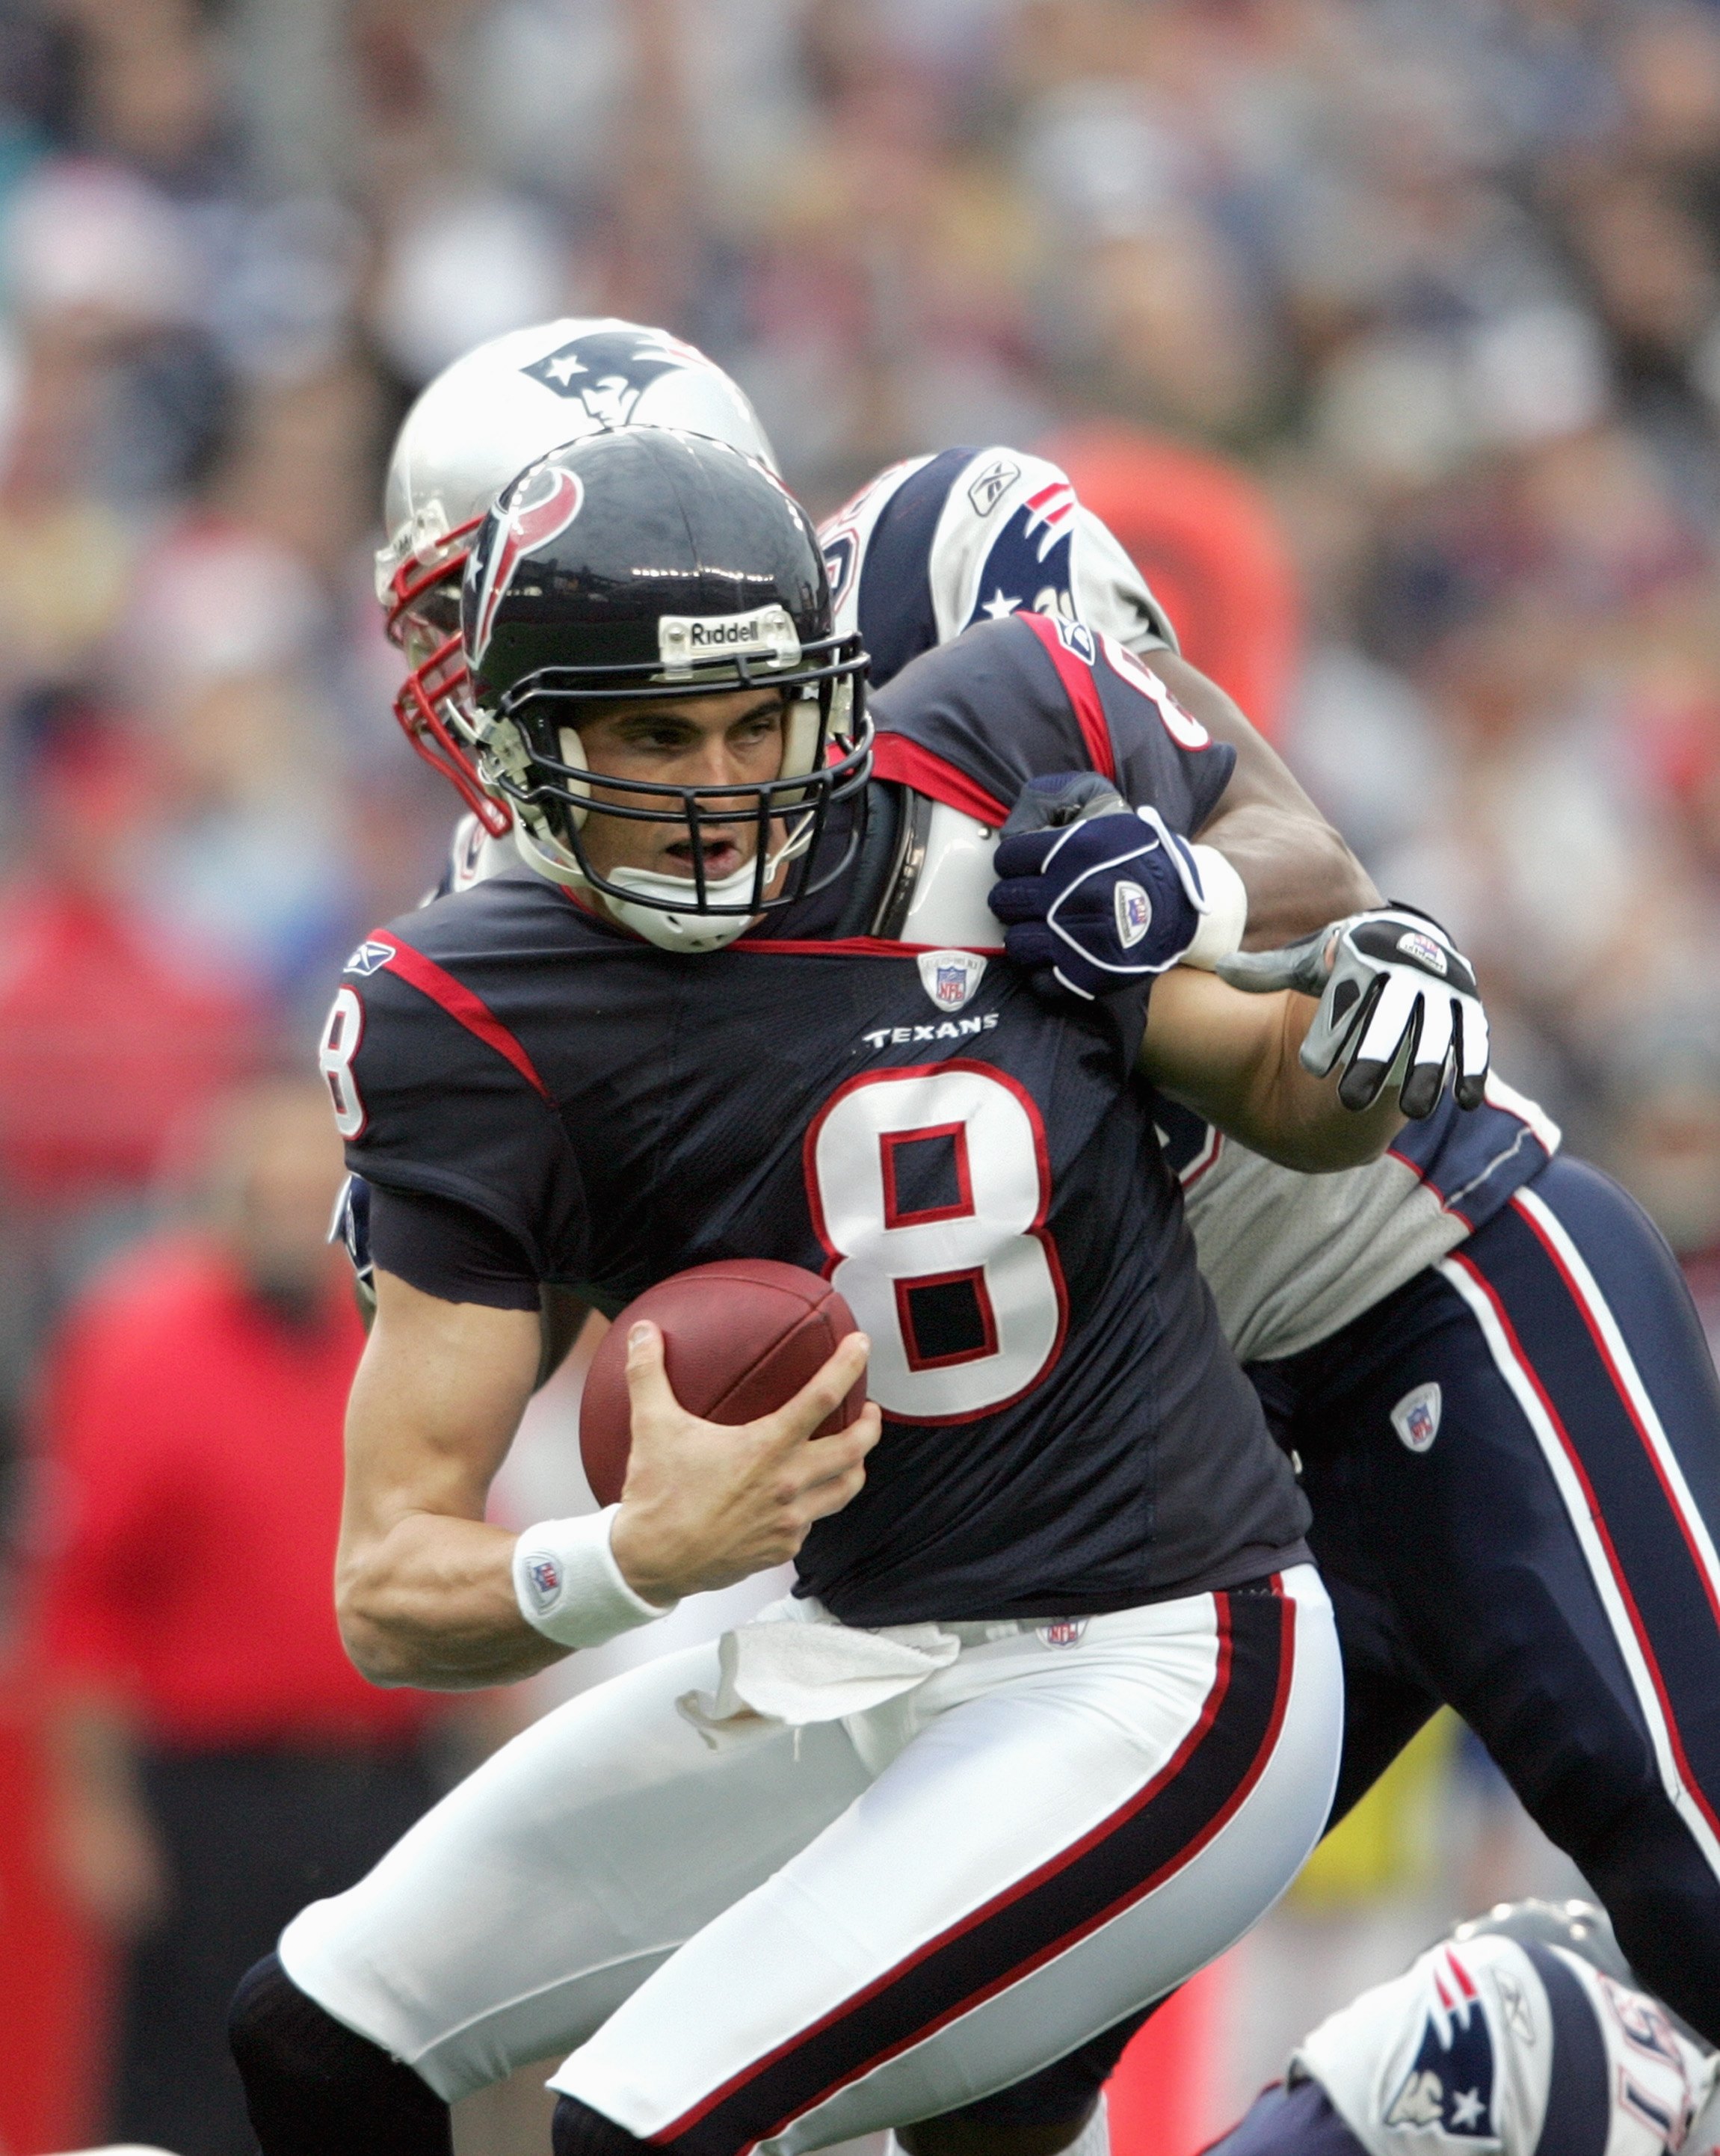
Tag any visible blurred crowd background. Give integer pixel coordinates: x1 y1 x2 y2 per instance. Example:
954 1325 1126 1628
0 0 1717 2149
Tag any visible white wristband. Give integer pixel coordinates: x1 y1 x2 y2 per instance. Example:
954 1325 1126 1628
1183 846 1248 970
513 1508 676 1650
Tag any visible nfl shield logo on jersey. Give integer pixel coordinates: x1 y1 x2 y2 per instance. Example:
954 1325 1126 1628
1391 1382 1443 1453
918 950 987 1011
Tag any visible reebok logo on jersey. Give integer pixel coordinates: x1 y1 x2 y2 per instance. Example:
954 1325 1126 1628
918 949 987 1011
1115 881 1153 949
344 938 396 976
1492 1968 1535 2044
1397 928 1449 974
659 603 800 675
1392 1382 1442 1452
967 457 1020 516
861 1011 999 1052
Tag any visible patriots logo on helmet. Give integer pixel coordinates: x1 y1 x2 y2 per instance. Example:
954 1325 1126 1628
1384 1950 1496 2137
520 326 708 422
465 463 585 663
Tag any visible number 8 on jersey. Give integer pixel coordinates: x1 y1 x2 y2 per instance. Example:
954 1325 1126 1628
804 1063 1067 1423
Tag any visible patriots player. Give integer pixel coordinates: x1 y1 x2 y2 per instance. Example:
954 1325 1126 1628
1206 1899 1720 2156
816 448 1720 2153
224 425 1440 2156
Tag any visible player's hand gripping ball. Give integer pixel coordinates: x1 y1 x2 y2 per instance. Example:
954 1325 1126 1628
579 1260 869 1506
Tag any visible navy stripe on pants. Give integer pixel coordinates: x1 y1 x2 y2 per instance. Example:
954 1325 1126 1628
1283 1155 1720 2042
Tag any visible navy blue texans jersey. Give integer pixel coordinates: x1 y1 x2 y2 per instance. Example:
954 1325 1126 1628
325 614 1308 1625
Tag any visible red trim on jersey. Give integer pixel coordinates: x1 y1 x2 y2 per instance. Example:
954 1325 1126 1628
1448 1251 1720 1852
895 1266 999 1372
880 1121 975 1230
1017 612 1116 783
1177 1122 1224 1194
870 736 1008 827
378 939 552 1103
1509 1190 1720 1644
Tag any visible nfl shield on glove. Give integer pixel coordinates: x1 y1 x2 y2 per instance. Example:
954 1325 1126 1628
1218 904 1491 1118
988 772 1215 1002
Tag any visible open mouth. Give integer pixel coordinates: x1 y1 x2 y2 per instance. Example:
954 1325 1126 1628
665 834 747 881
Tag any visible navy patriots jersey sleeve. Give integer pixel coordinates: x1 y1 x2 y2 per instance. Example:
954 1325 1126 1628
319 922 588 1286
869 612 1234 837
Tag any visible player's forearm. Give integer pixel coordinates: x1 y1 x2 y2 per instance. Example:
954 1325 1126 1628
1200 798 1378 951
1240 995 1405 1170
336 1512 570 1689
1142 971 1402 1171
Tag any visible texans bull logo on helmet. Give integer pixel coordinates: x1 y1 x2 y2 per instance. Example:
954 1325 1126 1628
519 325 709 424
465 463 585 663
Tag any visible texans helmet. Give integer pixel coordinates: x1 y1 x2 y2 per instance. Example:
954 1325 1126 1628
457 426 871 952
377 318 777 834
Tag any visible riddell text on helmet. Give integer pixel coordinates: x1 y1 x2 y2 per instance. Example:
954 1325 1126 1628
659 604 800 671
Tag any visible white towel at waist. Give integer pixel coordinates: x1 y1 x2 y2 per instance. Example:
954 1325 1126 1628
677 1595 962 1740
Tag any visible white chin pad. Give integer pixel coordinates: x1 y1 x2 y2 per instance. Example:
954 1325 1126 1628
555 727 591 827
605 863 760 951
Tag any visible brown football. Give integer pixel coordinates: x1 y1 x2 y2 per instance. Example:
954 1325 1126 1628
579 1259 866 1507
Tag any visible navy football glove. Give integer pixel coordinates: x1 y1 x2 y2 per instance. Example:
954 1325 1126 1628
989 772 1211 1002
1218 904 1490 1118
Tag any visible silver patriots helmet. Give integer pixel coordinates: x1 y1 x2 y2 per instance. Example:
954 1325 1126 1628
1449 1899 1638 1989
457 426 871 953
377 318 777 834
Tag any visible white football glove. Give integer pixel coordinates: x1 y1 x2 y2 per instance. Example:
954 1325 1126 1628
1218 905 1489 1118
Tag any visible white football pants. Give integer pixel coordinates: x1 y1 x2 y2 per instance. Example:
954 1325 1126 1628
281 1568 1340 2156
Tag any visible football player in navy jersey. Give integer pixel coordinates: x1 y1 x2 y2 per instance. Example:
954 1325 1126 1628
342 315 1720 2144
226 424 1445 2156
